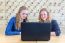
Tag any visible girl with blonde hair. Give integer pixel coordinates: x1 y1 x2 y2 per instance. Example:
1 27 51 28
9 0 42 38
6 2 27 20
39 8 61 36
5 6 29 35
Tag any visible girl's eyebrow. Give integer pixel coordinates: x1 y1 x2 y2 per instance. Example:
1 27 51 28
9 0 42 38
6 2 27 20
23 12 28 14
23 13 25 14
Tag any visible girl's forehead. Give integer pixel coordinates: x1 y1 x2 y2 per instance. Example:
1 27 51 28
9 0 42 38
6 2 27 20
41 10 47 13
40 11 47 14
20 10 28 13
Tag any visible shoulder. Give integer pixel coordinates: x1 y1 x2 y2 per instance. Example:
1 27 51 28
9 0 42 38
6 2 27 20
8 17 16 23
51 20 57 23
9 17 16 21
10 17 16 20
51 20 59 26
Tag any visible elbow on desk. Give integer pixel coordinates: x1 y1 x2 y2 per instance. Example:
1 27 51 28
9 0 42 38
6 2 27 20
56 30 61 36
5 31 14 36
5 31 20 35
5 31 11 35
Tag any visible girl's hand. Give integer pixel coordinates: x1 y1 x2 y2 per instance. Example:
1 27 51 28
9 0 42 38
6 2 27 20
51 32 56 36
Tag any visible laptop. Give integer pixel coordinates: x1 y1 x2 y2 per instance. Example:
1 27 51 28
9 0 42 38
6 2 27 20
21 22 51 41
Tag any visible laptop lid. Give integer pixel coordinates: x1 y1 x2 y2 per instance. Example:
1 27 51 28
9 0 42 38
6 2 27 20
21 22 51 41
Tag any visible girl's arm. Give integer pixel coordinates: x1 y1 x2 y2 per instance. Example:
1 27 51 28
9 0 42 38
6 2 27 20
52 20 61 36
5 17 20 35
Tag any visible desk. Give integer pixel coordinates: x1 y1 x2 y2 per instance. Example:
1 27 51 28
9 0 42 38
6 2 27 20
0 34 65 43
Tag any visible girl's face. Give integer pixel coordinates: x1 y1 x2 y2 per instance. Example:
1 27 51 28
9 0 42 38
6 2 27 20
20 10 28 20
40 11 48 20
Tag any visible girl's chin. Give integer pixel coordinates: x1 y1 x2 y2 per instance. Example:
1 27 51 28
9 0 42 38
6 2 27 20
22 18 25 19
21 17 26 19
22 18 27 20
42 19 47 20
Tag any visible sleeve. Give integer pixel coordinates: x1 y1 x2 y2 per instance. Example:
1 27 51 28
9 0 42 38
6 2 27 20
5 17 20 35
52 20 61 36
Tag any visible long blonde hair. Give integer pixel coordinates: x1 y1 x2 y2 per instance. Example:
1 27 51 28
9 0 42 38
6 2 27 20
39 8 51 22
16 6 28 29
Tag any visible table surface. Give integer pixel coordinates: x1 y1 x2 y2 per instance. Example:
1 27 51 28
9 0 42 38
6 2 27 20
0 34 65 43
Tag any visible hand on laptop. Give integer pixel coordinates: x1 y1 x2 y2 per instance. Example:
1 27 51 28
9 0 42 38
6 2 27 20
51 32 56 36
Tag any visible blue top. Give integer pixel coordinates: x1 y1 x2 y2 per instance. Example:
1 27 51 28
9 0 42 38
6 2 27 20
5 17 21 35
5 17 61 36
51 20 61 36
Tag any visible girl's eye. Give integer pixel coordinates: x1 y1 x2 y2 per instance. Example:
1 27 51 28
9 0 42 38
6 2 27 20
23 13 28 15
44 14 46 15
26 14 28 15
23 13 25 15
